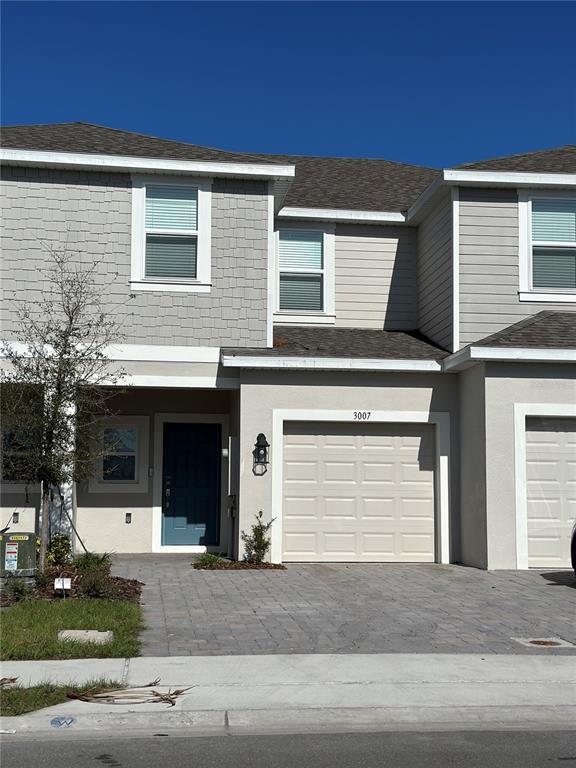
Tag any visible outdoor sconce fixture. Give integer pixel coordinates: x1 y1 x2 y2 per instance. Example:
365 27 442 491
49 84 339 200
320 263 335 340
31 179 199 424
253 433 270 475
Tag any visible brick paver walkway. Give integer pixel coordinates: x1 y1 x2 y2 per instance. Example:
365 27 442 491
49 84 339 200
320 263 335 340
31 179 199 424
112 555 576 657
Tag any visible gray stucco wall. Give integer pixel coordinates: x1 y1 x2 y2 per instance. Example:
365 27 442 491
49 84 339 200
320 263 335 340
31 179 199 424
1 167 269 347
459 188 576 346
417 192 453 351
458 364 487 568
335 224 418 330
483 362 576 569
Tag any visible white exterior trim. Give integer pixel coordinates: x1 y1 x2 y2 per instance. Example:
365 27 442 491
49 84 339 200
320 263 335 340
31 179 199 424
270 409 451 565
444 345 576 370
221 355 443 372
451 187 460 352
513 403 576 569
519 292 576 303
106 344 221 362
130 175 212 292
0 148 295 180
443 169 576 188
278 207 406 224
152 413 229 553
88 415 150 494
114 374 239 390
273 313 336 326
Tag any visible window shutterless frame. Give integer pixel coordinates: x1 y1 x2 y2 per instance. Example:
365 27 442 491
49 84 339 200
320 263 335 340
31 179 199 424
274 223 335 323
518 190 576 303
130 175 212 293
88 416 150 494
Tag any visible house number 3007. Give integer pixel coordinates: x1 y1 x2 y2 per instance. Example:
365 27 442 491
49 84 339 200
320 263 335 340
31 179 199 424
353 411 371 420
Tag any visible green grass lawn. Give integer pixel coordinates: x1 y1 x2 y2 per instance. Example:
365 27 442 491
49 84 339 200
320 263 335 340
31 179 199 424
0 599 142 660
0 680 122 716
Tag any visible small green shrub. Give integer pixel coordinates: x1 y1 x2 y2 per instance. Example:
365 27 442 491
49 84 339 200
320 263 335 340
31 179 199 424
2 576 32 603
34 570 49 589
73 552 112 574
195 552 224 568
46 534 72 566
76 570 115 599
240 511 274 564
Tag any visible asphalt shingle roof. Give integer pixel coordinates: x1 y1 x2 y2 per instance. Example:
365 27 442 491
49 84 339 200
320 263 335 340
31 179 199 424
0 122 438 213
456 145 576 174
224 326 449 360
474 311 576 349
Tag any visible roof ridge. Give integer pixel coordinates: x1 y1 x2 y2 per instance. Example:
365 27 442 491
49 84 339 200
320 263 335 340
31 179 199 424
455 143 576 168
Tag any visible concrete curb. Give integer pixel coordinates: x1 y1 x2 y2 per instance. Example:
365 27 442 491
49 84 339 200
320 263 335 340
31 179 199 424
2 705 576 740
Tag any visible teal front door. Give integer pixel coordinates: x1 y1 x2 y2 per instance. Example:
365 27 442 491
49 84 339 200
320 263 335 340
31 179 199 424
161 422 221 546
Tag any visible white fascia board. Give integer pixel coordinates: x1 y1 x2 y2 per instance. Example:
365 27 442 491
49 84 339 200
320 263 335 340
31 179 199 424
443 345 576 370
405 174 445 222
277 207 406 224
221 355 442 372
0 148 295 180
1 340 221 363
443 169 576 188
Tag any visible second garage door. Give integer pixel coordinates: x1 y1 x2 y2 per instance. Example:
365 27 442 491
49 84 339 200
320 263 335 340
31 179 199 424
527 417 576 569
282 422 436 562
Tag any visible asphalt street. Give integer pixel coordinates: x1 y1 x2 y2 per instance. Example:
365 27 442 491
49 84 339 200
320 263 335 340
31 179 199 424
3 729 576 768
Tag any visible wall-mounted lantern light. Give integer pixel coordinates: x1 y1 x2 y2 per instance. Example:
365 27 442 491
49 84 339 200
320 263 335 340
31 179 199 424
253 433 270 474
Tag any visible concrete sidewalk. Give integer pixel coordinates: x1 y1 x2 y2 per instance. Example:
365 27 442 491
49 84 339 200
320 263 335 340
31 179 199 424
2 653 576 737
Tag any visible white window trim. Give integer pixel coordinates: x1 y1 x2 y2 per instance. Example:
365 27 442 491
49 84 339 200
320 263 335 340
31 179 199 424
518 189 576 302
513 403 576 569
274 223 335 324
88 416 150 494
130 175 212 293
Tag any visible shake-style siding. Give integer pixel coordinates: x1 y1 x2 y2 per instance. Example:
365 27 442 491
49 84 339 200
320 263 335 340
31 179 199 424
458 188 576 345
417 193 453 350
335 224 418 330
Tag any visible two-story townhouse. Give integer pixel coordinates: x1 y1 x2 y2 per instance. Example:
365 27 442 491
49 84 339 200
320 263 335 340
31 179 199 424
1 123 574 570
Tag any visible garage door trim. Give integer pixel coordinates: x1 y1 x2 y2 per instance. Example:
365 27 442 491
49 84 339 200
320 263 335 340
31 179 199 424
271 409 452 565
514 403 576 569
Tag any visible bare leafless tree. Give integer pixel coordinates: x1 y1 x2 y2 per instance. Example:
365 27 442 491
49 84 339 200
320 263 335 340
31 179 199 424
1 245 125 569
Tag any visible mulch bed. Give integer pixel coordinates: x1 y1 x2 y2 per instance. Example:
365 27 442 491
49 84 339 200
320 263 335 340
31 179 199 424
0 565 143 607
193 561 287 570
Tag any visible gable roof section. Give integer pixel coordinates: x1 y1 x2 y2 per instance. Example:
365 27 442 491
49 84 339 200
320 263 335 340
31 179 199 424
1 122 438 213
456 144 576 174
473 311 576 349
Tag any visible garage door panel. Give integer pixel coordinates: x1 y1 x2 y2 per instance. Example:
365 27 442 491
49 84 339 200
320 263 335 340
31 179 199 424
526 417 576 569
283 422 436 563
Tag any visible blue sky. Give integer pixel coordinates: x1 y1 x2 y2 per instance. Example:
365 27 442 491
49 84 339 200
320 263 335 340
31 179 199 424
2 1 575 168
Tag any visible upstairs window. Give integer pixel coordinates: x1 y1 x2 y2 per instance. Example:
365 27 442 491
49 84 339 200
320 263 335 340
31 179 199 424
531 198 576 291
145 185 198 281
130 177 212 293
278 230 325 313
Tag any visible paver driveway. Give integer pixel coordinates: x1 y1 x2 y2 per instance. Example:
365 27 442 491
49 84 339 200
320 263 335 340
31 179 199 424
112 555 576 657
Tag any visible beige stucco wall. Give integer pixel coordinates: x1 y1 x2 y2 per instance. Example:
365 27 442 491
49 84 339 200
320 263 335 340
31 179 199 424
75 387 236 553
237 370 460 562
483 362 576 569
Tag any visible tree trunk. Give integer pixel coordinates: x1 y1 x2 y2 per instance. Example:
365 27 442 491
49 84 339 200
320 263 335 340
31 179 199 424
39 484 51 571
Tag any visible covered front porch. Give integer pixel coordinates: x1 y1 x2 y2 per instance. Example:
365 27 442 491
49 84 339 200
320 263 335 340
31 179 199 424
74 386 240 556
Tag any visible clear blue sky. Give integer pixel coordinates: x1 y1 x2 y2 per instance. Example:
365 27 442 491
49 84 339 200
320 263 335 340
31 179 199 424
2 1 575 168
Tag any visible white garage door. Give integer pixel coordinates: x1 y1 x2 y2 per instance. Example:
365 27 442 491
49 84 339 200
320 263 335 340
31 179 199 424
282 422 436 562
526 417 576 569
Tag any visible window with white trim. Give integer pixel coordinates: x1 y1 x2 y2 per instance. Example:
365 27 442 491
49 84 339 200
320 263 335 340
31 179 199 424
89 416 149 494
276 228 335 320
520 194 576 299
130 177 212 292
